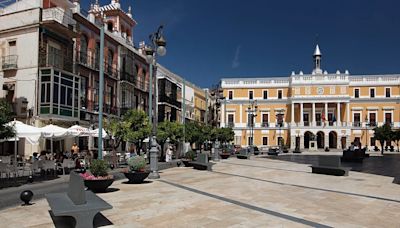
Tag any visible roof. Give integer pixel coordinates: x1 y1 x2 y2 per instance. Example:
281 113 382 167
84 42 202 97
313 44 322 56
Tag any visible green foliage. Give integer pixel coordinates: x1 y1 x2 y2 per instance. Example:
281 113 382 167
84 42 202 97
105 110 151 145
212 127 234 143
391 130 400 152
157 121 184 144
184 150 196 160
90 159 109 177
185 122 206 147
127 155 146 172
0 99 16 140
374 124 392 154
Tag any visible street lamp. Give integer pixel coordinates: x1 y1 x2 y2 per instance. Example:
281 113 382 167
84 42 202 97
146 25 167 179
247 100 258 152
364 115 370 150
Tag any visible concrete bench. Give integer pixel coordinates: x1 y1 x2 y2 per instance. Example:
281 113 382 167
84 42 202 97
46 172 112 228
311 156 350 176
267 147 279 156
341 149 367 163
236 149 250 159
190 154 213 171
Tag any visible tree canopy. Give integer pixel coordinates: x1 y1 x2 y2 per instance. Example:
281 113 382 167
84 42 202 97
0 99 15 140
104 110 151 149
156 121 183 145
373 124 392 155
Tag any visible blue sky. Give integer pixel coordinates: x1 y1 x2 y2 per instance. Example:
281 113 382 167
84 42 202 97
84 0 400 88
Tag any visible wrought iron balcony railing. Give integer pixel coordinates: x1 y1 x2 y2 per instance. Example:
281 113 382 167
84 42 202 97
1 55 18 70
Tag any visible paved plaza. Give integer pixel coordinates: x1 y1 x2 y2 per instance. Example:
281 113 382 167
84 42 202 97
0 156 399 227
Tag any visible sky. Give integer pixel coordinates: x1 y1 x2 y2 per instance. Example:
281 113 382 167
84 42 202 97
85 0 400 88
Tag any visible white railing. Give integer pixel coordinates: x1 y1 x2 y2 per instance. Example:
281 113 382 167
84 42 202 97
42 7 76 28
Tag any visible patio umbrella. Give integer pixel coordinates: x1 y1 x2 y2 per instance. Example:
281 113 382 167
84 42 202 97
5 121 42 171
90 128 108 138
40 124 71 157
67 125 91 137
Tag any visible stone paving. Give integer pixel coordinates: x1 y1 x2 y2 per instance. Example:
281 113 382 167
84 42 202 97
0 156 399 227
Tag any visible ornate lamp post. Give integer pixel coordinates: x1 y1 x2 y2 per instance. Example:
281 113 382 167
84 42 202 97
247 100 258 153
145 25 167 179
365 115 370 150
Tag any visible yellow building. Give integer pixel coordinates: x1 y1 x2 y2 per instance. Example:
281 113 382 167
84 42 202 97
194 87 207 123
221 45 400 150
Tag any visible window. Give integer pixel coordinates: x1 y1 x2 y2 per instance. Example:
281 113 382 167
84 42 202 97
248 91 253 100
262 137 268 145
385 88 391 98
228 91 233 100
278 90 283 99
276 114 284 127
353 113 360 127
369 113 376 126
263 90 268 99
354 88 360 98
8 40 16 55
228 114 234 127
370 88 375 98
107 22 113 32
385 113 392 125
262 114 269 127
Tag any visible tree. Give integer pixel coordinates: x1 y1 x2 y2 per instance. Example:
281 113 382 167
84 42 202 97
157 121 183 158
373 124 392 155
105 110 151 154
392 130 400 152
212 127 234 144
0 99 15 140
185 122 206 151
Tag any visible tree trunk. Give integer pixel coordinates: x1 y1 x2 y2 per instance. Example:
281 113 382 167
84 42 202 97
380 140 384 155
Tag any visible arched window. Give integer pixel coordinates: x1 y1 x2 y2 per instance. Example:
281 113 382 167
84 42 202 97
108 49 114 74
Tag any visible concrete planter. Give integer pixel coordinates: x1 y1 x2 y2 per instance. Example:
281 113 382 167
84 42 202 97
220 153 230 159
84 179 114 193
123 171 150 184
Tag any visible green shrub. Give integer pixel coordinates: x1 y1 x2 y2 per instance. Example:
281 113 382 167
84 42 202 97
127 155 146 172
185 150 196 160
90 159 109 177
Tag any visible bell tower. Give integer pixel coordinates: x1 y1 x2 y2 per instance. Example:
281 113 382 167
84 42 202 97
313 44 322 74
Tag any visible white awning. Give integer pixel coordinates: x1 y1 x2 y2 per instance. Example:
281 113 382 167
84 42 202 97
6 121 42 144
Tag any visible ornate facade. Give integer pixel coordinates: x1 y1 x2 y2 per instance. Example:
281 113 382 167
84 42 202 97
220 45 400 150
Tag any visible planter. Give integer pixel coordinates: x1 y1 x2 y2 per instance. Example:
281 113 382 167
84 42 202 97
182 159 193 167
220 153 230 159
84 179 114 193
124 171 150 184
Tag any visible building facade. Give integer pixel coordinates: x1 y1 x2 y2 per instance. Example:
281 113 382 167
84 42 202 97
221 45 400 150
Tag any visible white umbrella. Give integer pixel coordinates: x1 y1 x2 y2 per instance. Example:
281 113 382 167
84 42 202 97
41 124 71 158
90 128 108 138
5 121 42 171
67 125 91 137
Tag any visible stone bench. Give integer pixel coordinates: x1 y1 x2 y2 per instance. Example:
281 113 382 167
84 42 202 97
46 171 112 228
341 149 367 163
267 148 279 156
190 154 213 171
236 149 250 159
311 156 350 176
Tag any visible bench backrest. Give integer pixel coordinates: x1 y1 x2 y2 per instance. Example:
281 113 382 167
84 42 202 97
318 156 341 167
196 153 208 164
67 171 86 205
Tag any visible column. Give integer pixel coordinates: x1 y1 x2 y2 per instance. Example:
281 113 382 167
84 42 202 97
346 102 350 126
300 103 303 126
291 103 295 124
290 135 296 150
312 102 316 126
337 102 341 126
324 102 328 125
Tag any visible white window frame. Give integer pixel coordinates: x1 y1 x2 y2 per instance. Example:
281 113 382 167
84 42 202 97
262 136 268 146
277 89 283 99
261 112 270 126
384 111 393 124
248 90 254 100
227 113 235 125
369 87 376 98
228 90 233 100
367 110 377 125
384 87 391 98
352 111 362 123
353 88 360 98
262 89 268 99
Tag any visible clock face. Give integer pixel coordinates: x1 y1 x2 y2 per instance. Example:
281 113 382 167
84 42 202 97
317 87 324 95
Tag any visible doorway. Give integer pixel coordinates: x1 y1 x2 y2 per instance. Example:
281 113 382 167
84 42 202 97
317 131 324 149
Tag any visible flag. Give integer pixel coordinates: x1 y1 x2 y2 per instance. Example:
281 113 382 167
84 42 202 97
332 115 336 122
321 113 325 121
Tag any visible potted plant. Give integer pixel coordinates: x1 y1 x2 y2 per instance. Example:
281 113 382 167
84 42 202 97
374 146 379 152
220 148 230 159
282 146 289 153
81 159 114 193
325 147 330 152
123 155 149 184
182 150 196 167
390 145 395 152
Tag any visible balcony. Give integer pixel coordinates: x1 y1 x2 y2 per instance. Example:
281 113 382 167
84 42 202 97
227 122 235 128
316 121 322 126
159 94 181 108
85 101 118 116
105 63 119 79
353 122 361 127
39 49 73 72
368 122 377 127
76 49 100 70
2 55 18 70
328 121 334 126
384 122 394 127
136 79 150 92
42 7 76 28
120 72 136 84
261 122 269 127
276 122 284 128
303 121 310 126
247 123 255 127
